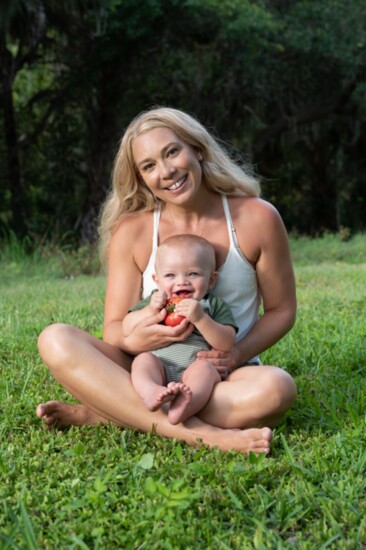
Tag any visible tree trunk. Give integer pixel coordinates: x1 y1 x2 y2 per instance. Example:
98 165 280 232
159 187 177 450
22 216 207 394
0 34 25 235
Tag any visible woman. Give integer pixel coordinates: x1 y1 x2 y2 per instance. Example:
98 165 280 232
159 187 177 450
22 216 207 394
36 107 297 454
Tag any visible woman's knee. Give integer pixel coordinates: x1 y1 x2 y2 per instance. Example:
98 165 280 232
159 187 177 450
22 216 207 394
38 323 80 369
267 367 297 411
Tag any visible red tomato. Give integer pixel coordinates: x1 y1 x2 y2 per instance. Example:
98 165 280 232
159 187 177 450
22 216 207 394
164 296 185 327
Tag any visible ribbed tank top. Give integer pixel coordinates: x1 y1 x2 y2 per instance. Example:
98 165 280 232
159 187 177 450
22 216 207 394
142 195 261 359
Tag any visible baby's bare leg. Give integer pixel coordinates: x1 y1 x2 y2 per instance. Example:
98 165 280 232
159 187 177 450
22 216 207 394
131 353 178 411
168 359 220 425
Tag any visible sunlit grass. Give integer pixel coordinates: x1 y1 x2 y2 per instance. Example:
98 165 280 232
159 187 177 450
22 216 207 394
1 235 365 548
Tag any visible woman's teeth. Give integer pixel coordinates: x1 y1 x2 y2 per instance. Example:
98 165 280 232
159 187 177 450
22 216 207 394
168 176 186 190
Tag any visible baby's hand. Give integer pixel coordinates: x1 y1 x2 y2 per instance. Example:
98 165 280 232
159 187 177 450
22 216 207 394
175 299 204 324
149 291 168 313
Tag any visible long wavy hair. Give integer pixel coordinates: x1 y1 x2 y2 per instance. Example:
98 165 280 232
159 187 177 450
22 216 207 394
99 106 260 263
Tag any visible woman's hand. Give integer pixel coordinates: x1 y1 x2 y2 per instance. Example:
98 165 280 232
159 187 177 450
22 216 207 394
196 346 241 379
123 309 194 354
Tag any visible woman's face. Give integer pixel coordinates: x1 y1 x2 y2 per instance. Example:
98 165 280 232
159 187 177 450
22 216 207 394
132 127 203 205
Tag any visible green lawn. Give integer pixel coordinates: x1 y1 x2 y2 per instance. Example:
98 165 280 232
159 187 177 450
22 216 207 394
1 235 365 549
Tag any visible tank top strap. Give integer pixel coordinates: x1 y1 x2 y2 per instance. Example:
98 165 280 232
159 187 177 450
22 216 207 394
142 202 161 299
152 201 161 248
221 194 240 250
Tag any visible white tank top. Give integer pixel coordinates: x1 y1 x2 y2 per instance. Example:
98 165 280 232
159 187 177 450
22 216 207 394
142 195 261 359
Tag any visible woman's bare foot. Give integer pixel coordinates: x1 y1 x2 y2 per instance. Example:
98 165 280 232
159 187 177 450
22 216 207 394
36 402 272 455
36 401 105 428
192 425 273 455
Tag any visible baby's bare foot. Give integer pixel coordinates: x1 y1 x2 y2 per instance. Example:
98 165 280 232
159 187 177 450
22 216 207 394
144 383 182 412
168 383 193 425
36 401 104 428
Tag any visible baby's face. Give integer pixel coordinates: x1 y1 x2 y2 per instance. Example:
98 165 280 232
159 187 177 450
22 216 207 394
153 246 215 300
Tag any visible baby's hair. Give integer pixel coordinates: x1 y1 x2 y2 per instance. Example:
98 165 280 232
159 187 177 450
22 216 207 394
156 234 216 273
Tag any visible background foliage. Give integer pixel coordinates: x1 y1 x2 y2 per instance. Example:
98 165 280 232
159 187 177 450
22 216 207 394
1 0 365 243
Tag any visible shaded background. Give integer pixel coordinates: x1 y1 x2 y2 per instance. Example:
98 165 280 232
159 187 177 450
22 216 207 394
1 0 365 245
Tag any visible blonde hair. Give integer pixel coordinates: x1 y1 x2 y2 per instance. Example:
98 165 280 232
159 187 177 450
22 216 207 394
99 106 260 263
155 234 216 274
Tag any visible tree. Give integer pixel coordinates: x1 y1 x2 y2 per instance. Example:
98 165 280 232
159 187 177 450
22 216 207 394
1 0 365 241
0 0 49 235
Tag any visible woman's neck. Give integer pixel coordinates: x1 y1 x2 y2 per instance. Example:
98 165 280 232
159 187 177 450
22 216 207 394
162 191 220 237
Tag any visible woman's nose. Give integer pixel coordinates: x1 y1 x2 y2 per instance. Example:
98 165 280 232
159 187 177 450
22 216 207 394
160 161 175 178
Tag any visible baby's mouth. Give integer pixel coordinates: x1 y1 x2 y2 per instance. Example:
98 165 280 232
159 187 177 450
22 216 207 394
174 291 192 298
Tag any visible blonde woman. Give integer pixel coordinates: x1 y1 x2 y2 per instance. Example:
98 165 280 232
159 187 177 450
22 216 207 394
37 107 297 454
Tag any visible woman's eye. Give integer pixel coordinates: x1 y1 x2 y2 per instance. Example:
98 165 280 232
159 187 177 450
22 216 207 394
167 147 178 157
142 163 154 172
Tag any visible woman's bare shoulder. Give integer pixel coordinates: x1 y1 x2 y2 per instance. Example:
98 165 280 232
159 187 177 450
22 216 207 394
109 210 154 269
114 210 153 234
111 210 152 246
228 196 287 262
229 196 282 226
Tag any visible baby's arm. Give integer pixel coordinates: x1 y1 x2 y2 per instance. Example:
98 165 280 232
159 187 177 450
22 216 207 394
174 299 236 351
122 291 167 336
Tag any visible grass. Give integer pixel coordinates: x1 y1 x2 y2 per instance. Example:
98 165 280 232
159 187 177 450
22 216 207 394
0 233 365 548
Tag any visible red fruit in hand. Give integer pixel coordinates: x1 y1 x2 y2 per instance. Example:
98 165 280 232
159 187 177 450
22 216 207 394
164 296 185 327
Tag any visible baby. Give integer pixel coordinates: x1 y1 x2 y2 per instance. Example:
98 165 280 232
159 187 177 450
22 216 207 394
123 234 238 424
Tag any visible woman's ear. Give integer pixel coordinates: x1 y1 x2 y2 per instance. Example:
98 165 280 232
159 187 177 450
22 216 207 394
197 151 203 161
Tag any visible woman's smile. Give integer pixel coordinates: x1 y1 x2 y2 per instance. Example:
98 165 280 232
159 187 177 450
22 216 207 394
166 175 187 191
132 127 202 202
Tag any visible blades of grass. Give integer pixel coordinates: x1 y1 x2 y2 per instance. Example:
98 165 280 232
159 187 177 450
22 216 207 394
5 378 10 399
20 365 35 400
19 501 38 550
225 487 244 511
346 400 361 425
280 434 315 478
0 533 22 550
212 538 233 550
319 534 342 549
280 433 295 461
70 535 91 549
4 506 38 550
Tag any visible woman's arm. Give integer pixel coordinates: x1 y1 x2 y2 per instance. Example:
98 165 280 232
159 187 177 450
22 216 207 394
122 291 168 336
197 199 296 369
234 200 296 364
122 306 154 337
103 216 144 347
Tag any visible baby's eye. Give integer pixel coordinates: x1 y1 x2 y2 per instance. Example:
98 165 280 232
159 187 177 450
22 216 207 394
164 273 175 278
188 272 199 277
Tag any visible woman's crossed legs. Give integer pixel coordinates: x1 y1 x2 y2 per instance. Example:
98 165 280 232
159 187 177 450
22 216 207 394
36 323 297 454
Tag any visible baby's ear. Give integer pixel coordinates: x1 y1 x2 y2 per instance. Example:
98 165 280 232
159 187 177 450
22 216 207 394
209 271 218 289
152 274 158 284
